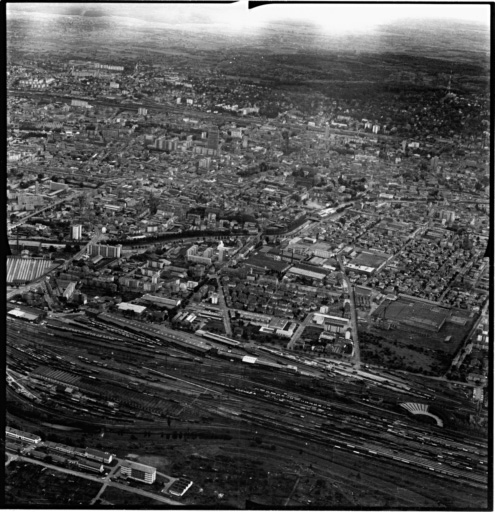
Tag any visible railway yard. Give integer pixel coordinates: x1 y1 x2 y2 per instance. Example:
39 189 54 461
6 309 489 508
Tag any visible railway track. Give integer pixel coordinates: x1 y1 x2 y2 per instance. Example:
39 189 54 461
7 317 488 491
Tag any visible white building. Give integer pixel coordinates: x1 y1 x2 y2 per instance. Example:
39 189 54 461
71 224 82 240
120 460 156 484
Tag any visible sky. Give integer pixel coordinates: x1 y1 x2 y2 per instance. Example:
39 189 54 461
9 2 491 30
212 2 491 35
217 2 490 28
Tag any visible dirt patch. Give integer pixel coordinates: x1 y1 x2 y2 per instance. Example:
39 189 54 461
137 455 171 473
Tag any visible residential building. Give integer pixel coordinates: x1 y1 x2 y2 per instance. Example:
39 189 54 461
120 460 156 484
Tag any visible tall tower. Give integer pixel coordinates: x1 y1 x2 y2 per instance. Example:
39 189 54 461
218 241 225 263
447 67 453 94
207 126 219 152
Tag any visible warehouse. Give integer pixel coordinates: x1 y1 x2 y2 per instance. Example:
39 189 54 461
141 294 181 309
7 305 46 323
168 478 193 497
120 460 156 484
373 297 449 332
312 313 350 333
85 447 113 464
117 302 147 315
30 366 81 389
78 459 104 473
286 266 326 281
6 426 41 444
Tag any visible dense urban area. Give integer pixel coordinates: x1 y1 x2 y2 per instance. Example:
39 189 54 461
5 4 491 509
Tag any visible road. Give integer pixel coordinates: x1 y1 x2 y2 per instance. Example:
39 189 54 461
7 192 81 233
73 226 104 260
215 276 233 336
89 459 121 505
286 313 313 350
443 300 488 377
5 454 18 467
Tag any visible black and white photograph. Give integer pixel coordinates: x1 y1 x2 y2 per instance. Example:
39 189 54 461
5 1 491 509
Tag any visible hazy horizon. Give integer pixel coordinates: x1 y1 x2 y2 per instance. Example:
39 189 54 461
7 2 491 32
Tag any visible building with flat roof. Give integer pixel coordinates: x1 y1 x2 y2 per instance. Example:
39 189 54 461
78 459 104 473
71 224 82 240
373 298 449 332
6 426 41 444
116 302 147 315
7 308 41 322
88 243 122 259
207 126 219 152
168 478 193 497
287 266 326 281
85 447 113 464
141 294 181 309
120 460 156 484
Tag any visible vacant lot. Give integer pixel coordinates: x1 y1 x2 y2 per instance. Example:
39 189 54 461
5 461 101 506
359 327 452 375
100 485 164 507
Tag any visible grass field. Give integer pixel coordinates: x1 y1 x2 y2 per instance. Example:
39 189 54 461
359 325 454 375
136 454 171 474
5 461 101 506
99 485 164 507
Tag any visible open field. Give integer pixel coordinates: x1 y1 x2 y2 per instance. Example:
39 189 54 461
99 485 164 507
5 461 101 506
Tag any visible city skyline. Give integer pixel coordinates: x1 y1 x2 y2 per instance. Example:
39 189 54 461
6 1 491 508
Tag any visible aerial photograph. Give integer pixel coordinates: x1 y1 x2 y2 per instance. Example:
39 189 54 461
5 1 491 509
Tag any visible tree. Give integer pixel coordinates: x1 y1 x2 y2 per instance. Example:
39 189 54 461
148 193 159 215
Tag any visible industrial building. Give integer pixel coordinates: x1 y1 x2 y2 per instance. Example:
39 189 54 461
85 447 113 464
168 478 193 497
141 294 181 309
7 305 46 323
77 459 104 473
6 426 42 444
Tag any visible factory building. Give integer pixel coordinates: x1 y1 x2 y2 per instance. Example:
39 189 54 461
85 447 113 464
6 427 42 444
